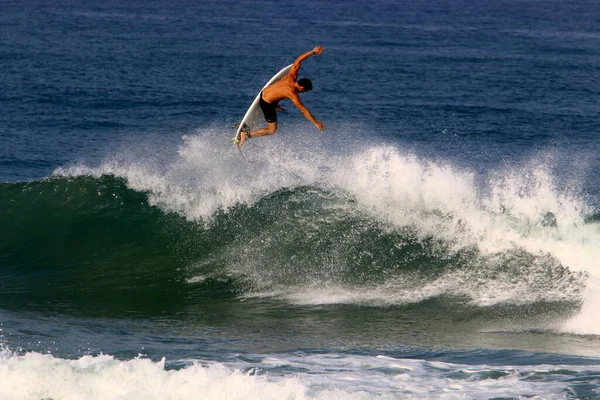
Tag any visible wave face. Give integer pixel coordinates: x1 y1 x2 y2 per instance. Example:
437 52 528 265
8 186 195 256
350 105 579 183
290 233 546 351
1 131 598 331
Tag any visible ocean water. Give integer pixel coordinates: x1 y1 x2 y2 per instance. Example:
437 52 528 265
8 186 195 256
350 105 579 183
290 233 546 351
2 0 600 398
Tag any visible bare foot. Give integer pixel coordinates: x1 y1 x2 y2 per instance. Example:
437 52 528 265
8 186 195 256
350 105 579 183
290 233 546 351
238 131 250 148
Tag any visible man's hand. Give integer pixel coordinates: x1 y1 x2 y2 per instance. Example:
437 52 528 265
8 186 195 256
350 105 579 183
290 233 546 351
291 46 325 80
314 121 324 131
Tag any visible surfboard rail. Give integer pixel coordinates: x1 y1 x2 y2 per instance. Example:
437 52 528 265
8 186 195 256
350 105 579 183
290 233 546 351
233 64 293 143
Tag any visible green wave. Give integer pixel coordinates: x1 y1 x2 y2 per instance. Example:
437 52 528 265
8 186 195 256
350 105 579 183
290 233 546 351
0 175 587 316
0 175 204 314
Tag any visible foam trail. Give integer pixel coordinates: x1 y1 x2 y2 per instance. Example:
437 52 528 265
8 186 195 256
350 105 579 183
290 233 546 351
0 349 591 400
0 351 308 400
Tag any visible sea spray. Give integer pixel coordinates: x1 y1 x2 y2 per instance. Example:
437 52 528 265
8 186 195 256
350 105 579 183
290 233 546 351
49 130 596 314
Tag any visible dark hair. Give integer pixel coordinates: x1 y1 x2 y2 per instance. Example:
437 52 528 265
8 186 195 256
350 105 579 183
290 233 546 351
298 78 313 91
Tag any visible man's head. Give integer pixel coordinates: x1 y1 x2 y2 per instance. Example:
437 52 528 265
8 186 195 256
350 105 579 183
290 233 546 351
297 78 313 92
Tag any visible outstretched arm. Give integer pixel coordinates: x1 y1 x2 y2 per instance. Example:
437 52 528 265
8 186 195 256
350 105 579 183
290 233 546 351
290 94 324 131
289 45 324 81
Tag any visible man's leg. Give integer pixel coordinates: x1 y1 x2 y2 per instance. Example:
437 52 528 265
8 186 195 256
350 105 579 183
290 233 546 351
239 122 277 147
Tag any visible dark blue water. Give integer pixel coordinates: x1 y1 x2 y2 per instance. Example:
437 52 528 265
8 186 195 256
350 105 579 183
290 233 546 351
2 0 600 398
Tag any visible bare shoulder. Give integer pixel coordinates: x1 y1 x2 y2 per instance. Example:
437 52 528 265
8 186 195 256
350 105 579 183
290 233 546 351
283 73 295 84
289 91 303 106
263 80 292 103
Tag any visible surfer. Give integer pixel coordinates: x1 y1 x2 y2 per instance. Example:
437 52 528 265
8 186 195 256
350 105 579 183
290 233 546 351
237 45 325 147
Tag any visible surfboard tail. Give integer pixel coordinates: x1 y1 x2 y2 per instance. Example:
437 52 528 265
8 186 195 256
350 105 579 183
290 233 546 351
232 124 250 144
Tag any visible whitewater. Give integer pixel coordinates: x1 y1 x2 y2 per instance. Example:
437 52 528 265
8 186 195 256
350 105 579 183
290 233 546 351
3 346 600 400
51 126 600 335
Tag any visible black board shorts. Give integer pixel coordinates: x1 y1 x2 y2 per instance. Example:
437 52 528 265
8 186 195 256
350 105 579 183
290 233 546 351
260 92 277 123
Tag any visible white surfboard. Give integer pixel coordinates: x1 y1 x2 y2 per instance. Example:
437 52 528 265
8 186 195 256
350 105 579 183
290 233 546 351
233 64 292 143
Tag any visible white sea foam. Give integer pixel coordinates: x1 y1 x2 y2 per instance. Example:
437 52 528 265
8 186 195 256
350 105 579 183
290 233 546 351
0 348 590 400
560 277 600 335
54 128 600 333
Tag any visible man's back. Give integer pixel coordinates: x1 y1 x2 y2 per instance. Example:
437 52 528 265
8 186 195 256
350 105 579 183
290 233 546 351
262 77 296 104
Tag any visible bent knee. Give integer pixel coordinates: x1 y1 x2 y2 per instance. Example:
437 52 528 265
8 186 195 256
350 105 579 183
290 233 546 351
267 123 277 134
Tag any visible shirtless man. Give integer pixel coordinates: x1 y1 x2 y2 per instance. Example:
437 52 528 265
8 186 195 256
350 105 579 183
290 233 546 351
237 45 325 147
